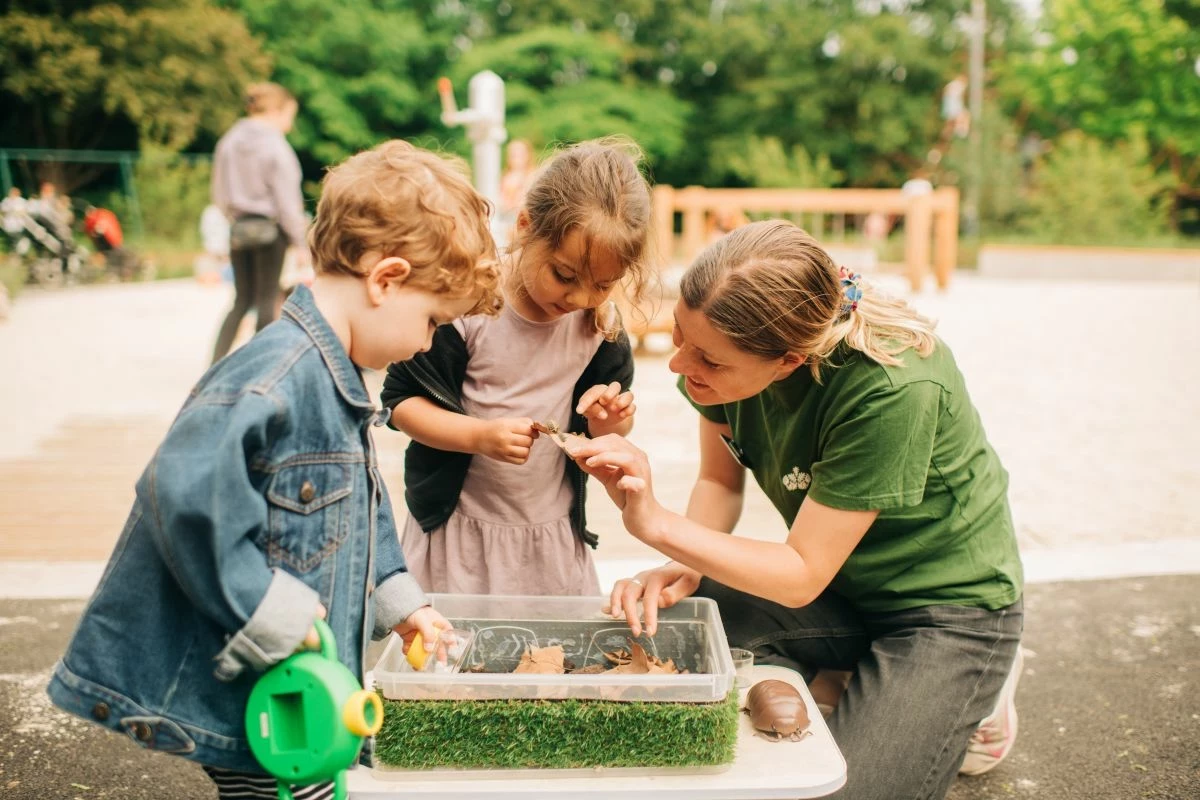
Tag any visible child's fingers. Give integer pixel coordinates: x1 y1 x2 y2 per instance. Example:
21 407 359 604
576 382 621 415
575 385 607 413
606 391 634 411
302 625 321 651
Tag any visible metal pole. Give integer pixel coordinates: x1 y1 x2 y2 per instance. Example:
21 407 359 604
439 71 508 243
0 151 12 194
966 0 986 236
119 154 145 240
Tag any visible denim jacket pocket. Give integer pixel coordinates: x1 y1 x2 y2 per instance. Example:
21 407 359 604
264 462 353 572
119 715 196 754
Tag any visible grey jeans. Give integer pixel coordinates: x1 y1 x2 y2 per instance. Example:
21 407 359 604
211 226 288 363
696 579 1023 800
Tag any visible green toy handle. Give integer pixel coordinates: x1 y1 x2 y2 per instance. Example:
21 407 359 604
310 618 337 661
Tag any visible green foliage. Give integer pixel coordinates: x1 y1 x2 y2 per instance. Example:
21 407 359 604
0 257 24 301
940 102 1031 234
449 27 690 167
1000 0 1200 192
220 0 443 165
109 150 211 247
710 136 843 189
0 1 269 151
1018 132 1174 245
376 690 739 770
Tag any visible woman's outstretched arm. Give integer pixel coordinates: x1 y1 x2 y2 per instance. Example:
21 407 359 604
571 433 878 609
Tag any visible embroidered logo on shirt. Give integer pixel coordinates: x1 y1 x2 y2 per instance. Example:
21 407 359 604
782 467 811 492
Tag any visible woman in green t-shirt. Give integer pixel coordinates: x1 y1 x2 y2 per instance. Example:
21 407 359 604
569 220 1023 800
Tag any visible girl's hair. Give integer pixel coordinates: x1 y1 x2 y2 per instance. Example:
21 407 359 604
244 82 295 116
680 220 937 379
309 140 501 316
512 137 653 340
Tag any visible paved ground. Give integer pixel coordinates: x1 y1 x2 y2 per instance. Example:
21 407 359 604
1 576 1196 799
0 274 1197 798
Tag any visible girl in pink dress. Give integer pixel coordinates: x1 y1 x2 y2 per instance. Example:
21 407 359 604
382 139 654 596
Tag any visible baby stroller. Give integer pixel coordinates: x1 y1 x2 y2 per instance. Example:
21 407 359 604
0 201 88 289
82 205 150 281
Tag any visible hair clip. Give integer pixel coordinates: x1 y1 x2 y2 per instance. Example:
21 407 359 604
838 267 863 315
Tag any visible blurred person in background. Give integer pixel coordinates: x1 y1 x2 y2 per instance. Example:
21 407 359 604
210 82 308 363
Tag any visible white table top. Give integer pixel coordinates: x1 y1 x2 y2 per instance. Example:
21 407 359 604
349 664 847 799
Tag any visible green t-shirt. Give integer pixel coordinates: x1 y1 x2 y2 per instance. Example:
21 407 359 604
680 340 1023 613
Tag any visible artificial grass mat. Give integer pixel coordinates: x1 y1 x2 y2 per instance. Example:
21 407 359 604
375 689 739 770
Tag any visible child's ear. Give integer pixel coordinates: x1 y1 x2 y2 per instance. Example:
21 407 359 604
366 256 412 304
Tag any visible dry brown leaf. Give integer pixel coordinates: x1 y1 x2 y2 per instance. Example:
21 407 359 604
603 641 681 675
570 663 609 674
513 644 566 674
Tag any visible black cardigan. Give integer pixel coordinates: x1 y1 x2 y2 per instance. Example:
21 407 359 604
380 323 635 548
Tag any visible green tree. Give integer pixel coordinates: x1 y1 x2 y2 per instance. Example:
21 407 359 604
220 0 446 165
0 0 269 158
447 27 690 168
1000 0 1200 200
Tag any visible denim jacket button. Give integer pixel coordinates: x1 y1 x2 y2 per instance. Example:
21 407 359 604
299 481 316 503
92 702 110 721
134 722 152 742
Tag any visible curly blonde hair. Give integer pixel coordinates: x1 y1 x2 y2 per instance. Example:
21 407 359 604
309 140 501 315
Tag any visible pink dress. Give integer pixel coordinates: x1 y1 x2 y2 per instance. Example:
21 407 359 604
401 303 604 596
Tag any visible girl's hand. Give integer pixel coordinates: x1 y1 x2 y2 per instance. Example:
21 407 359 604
393 605 452 658
577 382 635 435
565 434 664 541
604 563 703 637
475 417 536 464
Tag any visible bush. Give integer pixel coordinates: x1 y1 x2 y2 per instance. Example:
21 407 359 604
940 104 1031 235
109 148 211 250
1019 132 1174 245
708 135 843 189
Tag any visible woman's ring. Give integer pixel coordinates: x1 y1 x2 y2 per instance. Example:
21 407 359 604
629 578 643 588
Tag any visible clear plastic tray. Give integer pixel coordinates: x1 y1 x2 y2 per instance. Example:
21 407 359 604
373 594 734 703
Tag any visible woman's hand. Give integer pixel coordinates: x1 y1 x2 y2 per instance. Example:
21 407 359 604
475 417 537 464
604 563 703 637
577 382 635 437
565 434 665 542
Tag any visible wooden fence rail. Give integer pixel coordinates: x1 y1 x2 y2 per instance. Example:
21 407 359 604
624 185 960 341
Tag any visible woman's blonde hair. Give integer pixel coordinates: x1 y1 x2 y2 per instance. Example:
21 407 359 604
679 220 937 379
244 82 295 116
309 140 501 315
512 137 653 340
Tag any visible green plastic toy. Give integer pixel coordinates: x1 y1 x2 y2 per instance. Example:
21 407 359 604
245 618 383 800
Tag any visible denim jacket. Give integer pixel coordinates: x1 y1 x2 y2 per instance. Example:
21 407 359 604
47 285 427 773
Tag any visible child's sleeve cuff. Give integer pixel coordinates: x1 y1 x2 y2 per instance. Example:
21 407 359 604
212 569 319 682
372 572 430 640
